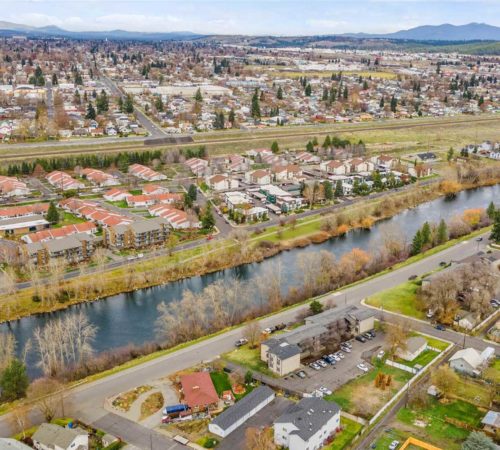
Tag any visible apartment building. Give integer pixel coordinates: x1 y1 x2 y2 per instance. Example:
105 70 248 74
104 218 169 249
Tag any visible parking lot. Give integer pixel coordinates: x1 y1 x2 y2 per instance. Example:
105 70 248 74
281 332 386 395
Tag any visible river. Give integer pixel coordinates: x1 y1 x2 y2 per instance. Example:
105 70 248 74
3 184 498 378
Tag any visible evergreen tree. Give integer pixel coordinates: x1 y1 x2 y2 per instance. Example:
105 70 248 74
436 219 448 244
411 229 423 255
343 86 348 99
390 95 397 113
372 171 383 190
271 141 279 154
183 193 193 209
379 97 385 108
447 147 454 162
306 141 314 153
51 73 58 86
305 84 312 97
0 359 29 402
96 90 109 114
322 135 331 149
74 71 83 85
421 222 431 246
117 96 123 112
324 180 333 200
334 180 343 198
486 201 497 220
322 87 329 101
46 201 59 224
491 211 500 244
201 203 216 230
251 89 261 119
309 300 323 315
462 431 496 450
85 102 96 120
194 88 203 102
363 80 369 90
155 96 164 112
229 108 236 126
123 94 134 114
277 86 283 100
188 184 197 201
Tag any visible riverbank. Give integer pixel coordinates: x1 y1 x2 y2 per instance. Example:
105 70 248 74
0 177 498 324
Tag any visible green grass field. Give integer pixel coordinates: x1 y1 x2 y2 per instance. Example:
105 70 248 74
394 349 440 368
223 346 276 377
53 211 87 228
209 371 232 396
325 365 413 419
327 417 364 450
484 359 500 384
366 280 424 319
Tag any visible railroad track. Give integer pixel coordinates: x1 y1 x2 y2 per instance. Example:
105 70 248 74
1 116 499 162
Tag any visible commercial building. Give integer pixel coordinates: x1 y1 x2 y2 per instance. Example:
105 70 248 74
0 215 49 236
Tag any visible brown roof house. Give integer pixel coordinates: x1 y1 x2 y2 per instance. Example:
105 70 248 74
180 372 219 412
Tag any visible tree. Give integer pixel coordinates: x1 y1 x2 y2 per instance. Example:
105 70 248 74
123 94 134 114
155 96 164 112
194 88 203 102
486 201 497 220
491 211 500 244
28 378 65 422
243 321 260 348
201 203 215 230
0 359 29 402
46 201 59 224
436 219 448 244
411 229 423 255
309 300 323 315
0 333 16 372
244 370 253 385
85 102 96 120
324 180 333 201
343 86 348 99
390 95 397 113
305 84 312 96
271 141 279 154
462 432 496 450
51 73 58 86
421 222 431 246
96 89 109 114
322 135 331 149
379 97 385 108
385 322 409 356
277 86 283 100
183 193 193 209
188 184 197 202
229 108 236 126
447 147 454 162
251 89 261 119
334 180 343 198
244 427 275 450
430 365 458 399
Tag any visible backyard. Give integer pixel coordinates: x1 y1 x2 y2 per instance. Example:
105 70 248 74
327 417 364 450
324 364 413 419
393 349 440 368
223 345 276 377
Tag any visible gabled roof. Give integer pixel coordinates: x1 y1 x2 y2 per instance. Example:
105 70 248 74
450 348 483 369
32 423 86 449
181 372 219 409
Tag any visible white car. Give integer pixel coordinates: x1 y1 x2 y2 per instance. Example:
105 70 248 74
263 327 272 334
426 309 435 318
333 354 341 362
319 386 332 395
357 363 369 372
389 440 400 450
309 362 321 371
341 346 351 353
337 352 345 359
317 359 328 368
377 350 385 359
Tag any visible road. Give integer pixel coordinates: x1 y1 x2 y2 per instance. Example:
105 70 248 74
0 232 497 444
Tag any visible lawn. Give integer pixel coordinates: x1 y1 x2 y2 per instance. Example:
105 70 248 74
411 333 450 352
453 376 496 407
327 417 364 450
53 211 87 227
210 371 232 396
484 359 500 384
139 392 164 421
223 345 276 377
396 398 482 449
324 365 413 419
365 280 425 319
394 349 440 368
371 428 409 450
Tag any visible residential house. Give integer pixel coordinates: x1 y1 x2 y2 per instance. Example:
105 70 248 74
272 164 303 182
265 340 301 376
185 158 209 176
449 347 495 376
104 218 169 249
32 423 88 450
295 152 321 164
372 154 396 170
209 386 275 438
319 160 349 175
149 205 201 229
245 169 272 185
349 158 374 173
0 439 33 450
206 174 239 191
80 168 120 187
409 164 433 178
46 171 85 191
0 176 30 197
128 163 167 181
481 410 500 434
21 222 97 244
259 184 303 212
0 203 49 219
180 372 219 412
246 148 273 158
59 198 133 228
395 337 427 361
142 184 169 195
274 397 341 450
126 193 182 208
458 312 481 330
103 188 132 202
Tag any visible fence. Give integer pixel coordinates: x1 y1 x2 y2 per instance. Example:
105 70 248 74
341 411 367 426
385 359 418 374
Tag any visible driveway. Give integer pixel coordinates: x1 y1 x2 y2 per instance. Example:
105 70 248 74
217 396 292 450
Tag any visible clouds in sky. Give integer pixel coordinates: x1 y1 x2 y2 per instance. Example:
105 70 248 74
6 1 500 35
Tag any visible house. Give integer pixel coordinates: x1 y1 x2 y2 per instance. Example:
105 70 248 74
128 164 167 181
58 198 132 228
274 397 341 450
103 188 131 202
395 337 427 361
46 171 85 191
104 218 169 249
458 312 481 330
373 154 396 170
449 347 495 376
409 164 433 178
142 184 169 195
126 193 182 208
320 160 348 175
21 222 97 244
185 158 209 176
265 340 301 376
0 176 30 197
481 410 500 434
0 439 33 450
0 203 49 219
32 423 88 450
209 386 275 438
245 169 272 185
349 158 373 173
206 174 239 191
295 152 320 164
22 233 96 265
246 148 273 158
180 372 219 412
272 164 303 182
80 168 119 187
149 205 201 229
259 184 303 213
0 215 49 236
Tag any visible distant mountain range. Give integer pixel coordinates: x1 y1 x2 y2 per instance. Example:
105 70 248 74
0 21 498 42
343 23 500 41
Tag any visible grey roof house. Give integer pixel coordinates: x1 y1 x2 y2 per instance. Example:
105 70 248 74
32 423 88 450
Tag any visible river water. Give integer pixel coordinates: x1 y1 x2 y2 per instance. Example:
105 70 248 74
3 185 498 377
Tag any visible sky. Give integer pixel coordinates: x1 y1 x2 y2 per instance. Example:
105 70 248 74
4 0 500 36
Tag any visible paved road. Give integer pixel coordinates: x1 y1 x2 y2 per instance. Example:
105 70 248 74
0 232 497 443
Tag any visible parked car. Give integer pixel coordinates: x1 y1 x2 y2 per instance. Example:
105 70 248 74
263 327 273 334
363 333 373 340
337 352 345 359
490 299 499 308
235 338 248 347
296 370 306 379
357 363 369 373
355 335 366 343
367 330 376 338
317 359 328 368
327 354 337 364
319 386 332 395
408 274 418 280
476 237 483 242
435 324 446 331
439 261 447 266
340 345 351 353
389 440 400 450
344 341 352 348
309 362 321 370
377 350 385 359
426 309 435 318
323 355 334 364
